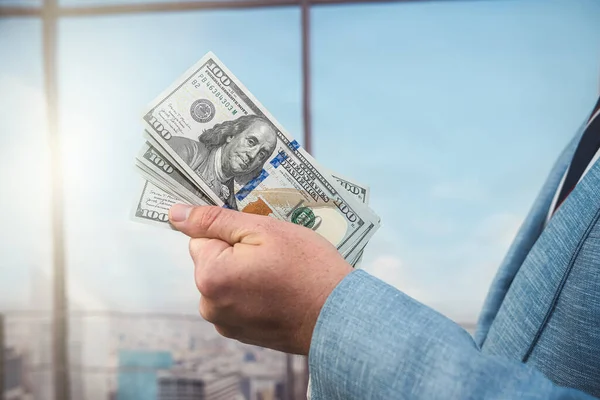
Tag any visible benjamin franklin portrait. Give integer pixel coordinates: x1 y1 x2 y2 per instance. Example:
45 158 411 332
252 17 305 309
169 114 277 210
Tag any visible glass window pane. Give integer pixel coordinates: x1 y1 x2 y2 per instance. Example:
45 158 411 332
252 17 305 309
58 9 300 399
313 0 600 325
0 18 49 309
0 16 53 399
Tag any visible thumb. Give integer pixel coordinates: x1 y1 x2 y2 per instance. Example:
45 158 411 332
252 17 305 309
169 204 259 244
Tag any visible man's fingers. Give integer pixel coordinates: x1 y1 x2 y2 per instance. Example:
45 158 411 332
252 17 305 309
169 204 266 244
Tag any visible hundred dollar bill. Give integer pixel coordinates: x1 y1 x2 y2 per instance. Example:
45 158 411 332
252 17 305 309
142 130 200 185
135 163 183 201
141 132 376 257
132 167 379 255
131 180 187 228
133 159 377 252
141 51 379 256
136 142 213 205
332 173 370 204
343 220 377 263
135 162 202 206
329 172 370 267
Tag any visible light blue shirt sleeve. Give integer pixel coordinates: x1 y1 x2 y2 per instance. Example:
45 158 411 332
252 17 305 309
308 269 598 399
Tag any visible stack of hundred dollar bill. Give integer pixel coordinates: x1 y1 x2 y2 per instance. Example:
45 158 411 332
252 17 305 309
131 52 380 268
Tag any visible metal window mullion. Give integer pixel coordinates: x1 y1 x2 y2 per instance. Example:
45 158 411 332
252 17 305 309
42 0 70 399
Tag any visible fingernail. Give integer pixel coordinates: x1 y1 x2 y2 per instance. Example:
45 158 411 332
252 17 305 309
170 204 192 222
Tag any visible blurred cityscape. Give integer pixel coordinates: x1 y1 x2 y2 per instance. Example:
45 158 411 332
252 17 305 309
3 311 310 400
2 310 475 400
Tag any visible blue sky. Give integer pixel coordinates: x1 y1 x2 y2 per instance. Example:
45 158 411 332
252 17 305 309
1 0 599 322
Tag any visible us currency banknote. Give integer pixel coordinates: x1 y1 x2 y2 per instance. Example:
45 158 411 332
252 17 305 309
136 142 211 205
132 168 373 267
332 173 370 204
131 180 186 227
132 168 373 266
132 161 370 260
140 51 380 257
135 164 185 202
330 173 370 266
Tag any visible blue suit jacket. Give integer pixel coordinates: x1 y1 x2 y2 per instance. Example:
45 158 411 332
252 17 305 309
308 106 600 399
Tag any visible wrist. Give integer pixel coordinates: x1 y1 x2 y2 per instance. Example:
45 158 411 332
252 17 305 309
298 263 353 355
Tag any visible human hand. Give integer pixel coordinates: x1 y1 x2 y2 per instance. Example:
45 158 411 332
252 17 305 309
168 204 353 355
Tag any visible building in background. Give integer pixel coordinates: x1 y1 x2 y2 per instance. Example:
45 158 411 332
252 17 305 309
157 371 204 399
4 347 31 400
157 369 242 400
116 350 173 400
240 362 285 400
105 315 286 400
